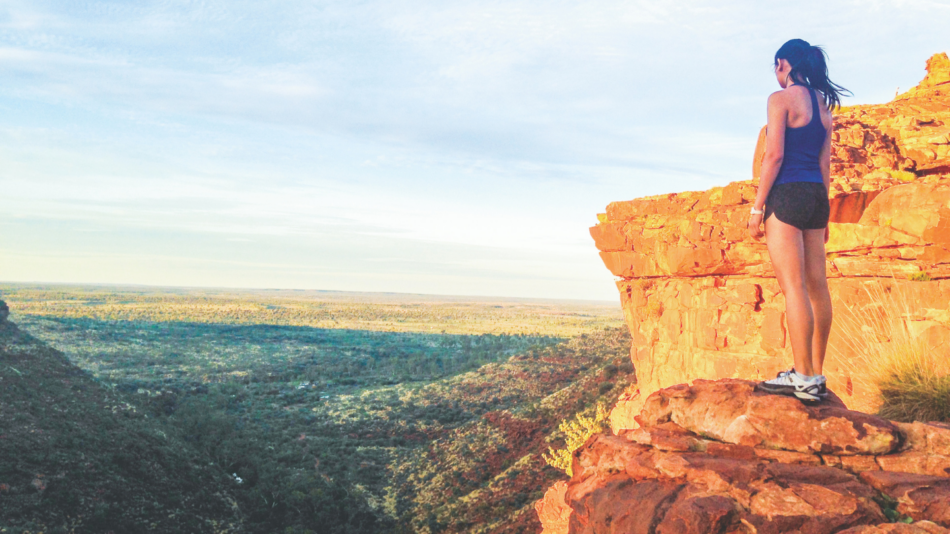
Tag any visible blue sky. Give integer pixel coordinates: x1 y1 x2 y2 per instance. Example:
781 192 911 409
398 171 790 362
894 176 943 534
1 1 947 301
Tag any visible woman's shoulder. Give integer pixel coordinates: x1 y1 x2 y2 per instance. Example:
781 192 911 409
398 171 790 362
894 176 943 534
768 86 825 112
770 85 811 100
767 88 794 108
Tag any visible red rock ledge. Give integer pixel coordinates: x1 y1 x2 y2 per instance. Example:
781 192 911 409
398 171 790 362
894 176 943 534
536 379 950 534
590 53 950 427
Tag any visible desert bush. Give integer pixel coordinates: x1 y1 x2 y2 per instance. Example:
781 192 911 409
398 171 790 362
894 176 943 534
833 280 950 421
887 169 918 183
542 402 609 476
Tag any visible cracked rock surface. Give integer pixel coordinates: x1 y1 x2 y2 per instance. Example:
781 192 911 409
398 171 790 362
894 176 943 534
538 379 950 534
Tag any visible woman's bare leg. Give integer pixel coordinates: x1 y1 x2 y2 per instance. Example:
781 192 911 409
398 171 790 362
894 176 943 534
803 228 832 375
765 215 815 376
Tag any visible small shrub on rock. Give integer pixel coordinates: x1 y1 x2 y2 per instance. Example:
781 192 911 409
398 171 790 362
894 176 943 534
542 403 609 476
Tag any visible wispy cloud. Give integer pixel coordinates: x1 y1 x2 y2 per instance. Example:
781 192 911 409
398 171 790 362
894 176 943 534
1 0 947 298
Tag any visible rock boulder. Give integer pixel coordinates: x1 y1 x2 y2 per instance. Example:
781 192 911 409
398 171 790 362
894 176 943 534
636 379 901 456
537 379 950 534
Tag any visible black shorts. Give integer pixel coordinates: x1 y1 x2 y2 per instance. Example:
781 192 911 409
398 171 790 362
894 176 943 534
764 182 830 230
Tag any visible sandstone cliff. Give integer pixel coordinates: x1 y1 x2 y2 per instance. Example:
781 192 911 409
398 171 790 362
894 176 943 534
534 53 950 534
537 379 950 534
590 52 950 428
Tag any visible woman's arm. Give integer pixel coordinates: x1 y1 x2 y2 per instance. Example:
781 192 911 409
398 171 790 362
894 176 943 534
752 125 767 179
749 92 787 239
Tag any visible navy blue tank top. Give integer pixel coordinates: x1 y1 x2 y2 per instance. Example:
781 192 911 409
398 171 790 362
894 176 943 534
773 87 826 186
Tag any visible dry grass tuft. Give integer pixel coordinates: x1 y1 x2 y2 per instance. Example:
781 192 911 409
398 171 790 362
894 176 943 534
876 347 950 422
833 279 950 422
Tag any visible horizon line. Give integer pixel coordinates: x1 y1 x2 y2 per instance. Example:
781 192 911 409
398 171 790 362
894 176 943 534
0 280 621 306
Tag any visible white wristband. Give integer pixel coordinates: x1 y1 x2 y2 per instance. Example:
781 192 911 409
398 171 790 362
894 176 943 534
750 206 764 215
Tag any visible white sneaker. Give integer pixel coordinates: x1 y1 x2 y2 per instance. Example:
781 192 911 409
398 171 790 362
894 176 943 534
758 369 826 402
774 368 828 398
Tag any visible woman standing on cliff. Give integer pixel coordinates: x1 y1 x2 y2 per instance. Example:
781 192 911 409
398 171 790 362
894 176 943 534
748 39 850 403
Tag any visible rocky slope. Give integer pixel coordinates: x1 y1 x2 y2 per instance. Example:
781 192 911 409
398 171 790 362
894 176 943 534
0 300 243 533
588 53 950 427
537 380 950 534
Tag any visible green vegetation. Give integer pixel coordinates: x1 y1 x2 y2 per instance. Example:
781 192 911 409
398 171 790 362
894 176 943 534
876 492 916 524
542 402 609 476
0 325 243 533
11 314 556 391
909 271 933 282
0 285 630 533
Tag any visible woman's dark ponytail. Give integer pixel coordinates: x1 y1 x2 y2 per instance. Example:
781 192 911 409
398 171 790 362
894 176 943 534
775 39 851 110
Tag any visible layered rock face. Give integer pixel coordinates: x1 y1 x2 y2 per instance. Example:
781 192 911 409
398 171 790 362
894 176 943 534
537 380 950 534
590 53 950 428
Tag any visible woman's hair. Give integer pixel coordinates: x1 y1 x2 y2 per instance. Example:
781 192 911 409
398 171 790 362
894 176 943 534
775 38 851 110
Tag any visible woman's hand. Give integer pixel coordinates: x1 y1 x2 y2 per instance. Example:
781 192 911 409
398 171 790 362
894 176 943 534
749 213 765 240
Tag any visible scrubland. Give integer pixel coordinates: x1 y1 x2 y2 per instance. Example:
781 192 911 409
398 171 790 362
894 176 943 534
0 284 629 534
3 285 618 336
